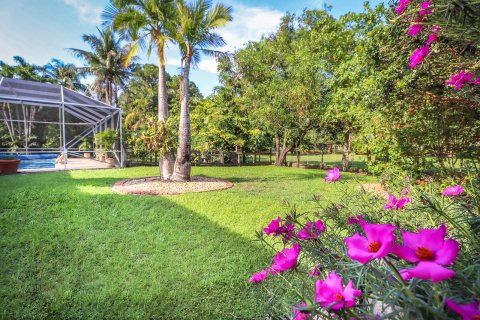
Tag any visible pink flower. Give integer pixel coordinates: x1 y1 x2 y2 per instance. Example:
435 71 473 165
446 71 475 90
347 215 364 225
384 194 411 210
298 220 326 240
395 0 410 14
315 271 362 310
442 185 464 196
407 18 424 36
418 1 432 15
410 45 430 69
393 225 459 282
401 187 410 195
270 243 301 273
471 76 480 85
249 270 268 283
345 221 397 264
445 299 480 320
309 264 322 277
264 216 295 242
431 25 441 33
264 216 283 235
325 167 341 182
293 302 311 320
426 33 438 45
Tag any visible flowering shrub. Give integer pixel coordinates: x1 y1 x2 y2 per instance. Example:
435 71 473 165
249 169 480 319
394 0 480 90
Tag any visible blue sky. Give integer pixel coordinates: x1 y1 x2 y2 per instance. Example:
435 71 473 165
0 0 383 97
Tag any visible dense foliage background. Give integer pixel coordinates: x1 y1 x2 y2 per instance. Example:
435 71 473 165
1 0 479 177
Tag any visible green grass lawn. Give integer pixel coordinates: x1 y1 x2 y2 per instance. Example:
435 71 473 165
0 166 376 319
245 153 369 169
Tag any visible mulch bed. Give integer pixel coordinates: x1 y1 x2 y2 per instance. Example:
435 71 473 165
112 176 234 195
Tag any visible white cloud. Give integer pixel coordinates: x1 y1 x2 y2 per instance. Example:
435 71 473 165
193 1 283 74
63 0 102 24
219 2 283 52
162 1 282 74
198 57 219 74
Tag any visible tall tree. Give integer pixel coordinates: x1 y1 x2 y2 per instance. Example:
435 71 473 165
170 0 232 181
233 12 332 166
69 27 132 106
103 0 177 180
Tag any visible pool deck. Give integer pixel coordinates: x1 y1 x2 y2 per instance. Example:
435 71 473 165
19 158 114 173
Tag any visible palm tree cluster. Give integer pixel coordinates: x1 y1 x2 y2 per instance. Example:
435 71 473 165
69 27 132 106
102 0 233 181
1 0 232 182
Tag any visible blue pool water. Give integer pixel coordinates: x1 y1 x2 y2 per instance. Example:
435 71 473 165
0 154 58 169
19 159 56 169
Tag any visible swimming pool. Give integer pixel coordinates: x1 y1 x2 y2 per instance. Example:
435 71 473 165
1 154 59 169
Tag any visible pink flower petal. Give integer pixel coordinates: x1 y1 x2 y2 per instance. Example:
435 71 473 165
434 239 460 265
445 299 480 320
400 261 456 282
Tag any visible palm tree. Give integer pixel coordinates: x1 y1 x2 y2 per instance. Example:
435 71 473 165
43 59 86 91
69 27 132 106
0 56 45 81
103 0 176 180
170 0 232 181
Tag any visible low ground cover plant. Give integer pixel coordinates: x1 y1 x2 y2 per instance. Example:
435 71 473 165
250 168 480 319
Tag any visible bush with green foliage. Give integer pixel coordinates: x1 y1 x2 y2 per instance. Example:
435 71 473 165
78 139 91 151
95 129 118 158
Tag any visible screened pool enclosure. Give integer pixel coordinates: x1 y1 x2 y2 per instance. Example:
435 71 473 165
0 77 124 170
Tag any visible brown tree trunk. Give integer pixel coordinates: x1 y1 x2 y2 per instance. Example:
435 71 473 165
341 129 351 171
321 148 324 168
275 133 281 163
275 133 291 166
236 145 241 165
105 80 112 105
157 58 174 180
171 56 192 182
219 151 225 165
296 145 300 167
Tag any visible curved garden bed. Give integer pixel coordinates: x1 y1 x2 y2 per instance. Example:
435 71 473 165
112 176 234 195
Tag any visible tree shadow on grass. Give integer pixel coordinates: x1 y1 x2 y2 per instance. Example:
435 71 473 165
0 176 274 319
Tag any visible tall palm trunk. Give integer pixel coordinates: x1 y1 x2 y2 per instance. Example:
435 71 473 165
171 56 192 182
105 79 112 105
158 53 174 180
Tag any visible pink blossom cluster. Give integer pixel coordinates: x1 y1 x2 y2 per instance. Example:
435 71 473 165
446 71 480 91
249 243 301 283
396 1 438 68
345 221 459 282
324 167 341 182
384 193 411 210
442 185 463 196
263 216 295 243
297 220 326 240
395 1 480 89
250 172 471 316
